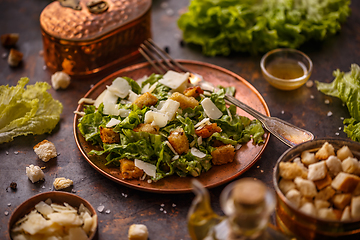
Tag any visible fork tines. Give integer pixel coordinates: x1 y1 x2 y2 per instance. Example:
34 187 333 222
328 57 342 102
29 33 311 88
138 39 189 74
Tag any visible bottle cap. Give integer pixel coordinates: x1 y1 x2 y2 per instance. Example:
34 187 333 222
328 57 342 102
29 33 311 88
232 179 266 206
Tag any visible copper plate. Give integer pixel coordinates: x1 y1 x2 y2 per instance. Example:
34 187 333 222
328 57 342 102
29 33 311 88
73 60 270 193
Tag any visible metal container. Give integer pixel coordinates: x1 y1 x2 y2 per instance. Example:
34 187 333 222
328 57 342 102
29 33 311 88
273 138 360 240
40 0 152 76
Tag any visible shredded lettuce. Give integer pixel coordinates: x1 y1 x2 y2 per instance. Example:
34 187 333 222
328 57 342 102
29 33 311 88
78 75 265 181
177 0 351 56
0 78 63 143
316 64 360 142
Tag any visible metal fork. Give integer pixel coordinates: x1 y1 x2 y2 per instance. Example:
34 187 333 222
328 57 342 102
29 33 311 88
138 39 314 147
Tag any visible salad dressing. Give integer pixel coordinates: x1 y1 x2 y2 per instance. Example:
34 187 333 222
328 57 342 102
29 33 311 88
266 58 307 80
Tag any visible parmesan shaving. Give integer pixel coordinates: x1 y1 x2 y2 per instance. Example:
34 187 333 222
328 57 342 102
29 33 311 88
78 98 95 105
165 141 178 155
191 147 206 158
194 118 210 128
74 111 85 116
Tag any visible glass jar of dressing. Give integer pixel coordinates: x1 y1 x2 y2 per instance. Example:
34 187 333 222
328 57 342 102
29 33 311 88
188 178 291 240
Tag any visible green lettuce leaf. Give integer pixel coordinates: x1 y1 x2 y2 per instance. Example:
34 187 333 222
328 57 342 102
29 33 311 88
0 78 63 143
178 0 351 56
316 64 360 142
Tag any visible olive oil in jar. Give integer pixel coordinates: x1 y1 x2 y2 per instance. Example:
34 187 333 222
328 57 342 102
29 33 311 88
266 58 307 80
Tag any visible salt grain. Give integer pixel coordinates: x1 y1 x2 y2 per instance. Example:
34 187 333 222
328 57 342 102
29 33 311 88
8 203 11 207
4 211 9 216
164 210 167 214
305 80 314 88
339 127 342 130
324 99 330 104
327 111 333 117
105 209 111 214
71 189 76 193
14 151 19 155
335 132 340 136
2 52 7 58
160 2 168 8
281 110 285 114
160 203 165 207
172 203 176 207
147 179 152 184
42 186 45 189
166 8 174 16
260 170 264 173
97 205 105 213
6 151 9 155
43 65 47 70
310 95 314 99
340 117 344 120
160 208 164 211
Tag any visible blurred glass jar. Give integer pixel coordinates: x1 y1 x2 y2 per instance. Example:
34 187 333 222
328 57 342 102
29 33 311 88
40 0 152 77
188 178 290 240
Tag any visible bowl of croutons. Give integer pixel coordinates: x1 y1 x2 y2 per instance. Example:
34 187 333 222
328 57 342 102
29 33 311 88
8 191 97 240
273 138 360 240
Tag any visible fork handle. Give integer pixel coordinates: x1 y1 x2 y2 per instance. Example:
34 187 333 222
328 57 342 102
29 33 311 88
224 94 314 147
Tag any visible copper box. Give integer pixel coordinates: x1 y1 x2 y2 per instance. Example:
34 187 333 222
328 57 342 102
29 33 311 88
40 0 152 76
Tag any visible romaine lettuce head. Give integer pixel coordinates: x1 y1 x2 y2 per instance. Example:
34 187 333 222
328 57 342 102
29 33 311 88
316 64 360 142
178 0 351 56
0 78 63 143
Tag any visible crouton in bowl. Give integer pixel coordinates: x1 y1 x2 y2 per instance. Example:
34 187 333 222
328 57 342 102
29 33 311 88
273 138 360 240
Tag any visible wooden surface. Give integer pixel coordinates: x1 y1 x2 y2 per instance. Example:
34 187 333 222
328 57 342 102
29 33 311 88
1 0 359 239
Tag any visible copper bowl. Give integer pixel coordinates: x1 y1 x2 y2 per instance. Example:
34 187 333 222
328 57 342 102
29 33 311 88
273 138 360 240
8 191 97 239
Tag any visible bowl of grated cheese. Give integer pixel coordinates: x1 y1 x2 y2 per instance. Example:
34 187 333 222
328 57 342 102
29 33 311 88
8 191 97 240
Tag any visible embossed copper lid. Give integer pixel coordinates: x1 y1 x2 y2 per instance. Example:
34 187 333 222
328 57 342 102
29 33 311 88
40 0 151 41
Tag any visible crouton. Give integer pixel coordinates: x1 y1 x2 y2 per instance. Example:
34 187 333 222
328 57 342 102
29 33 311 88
294 177 317 198
183 86 204 98
169 92 199 109
285 189 301 208
120 158 144 180
293 157 308 179
299 202 317 217
1 33 19 47
301 150 317 165
337 145 354 161
33 140 57 162
279 162 305 180
279 178 296 195
26 164 45 183
314 172 332 190
211 144 235 166
133 123 159 134
325 156 343 177
308 161 327 181
315 186 336 201
99 126 120 143
341 206 351 221
168 128 189 155
7 48 23 67
351 196 360 219
314 200 331 210
128 224 149 240
53 177 73 190
342 157 360 174
315 142 335 160
195 123 222 138
331 172 360 193
318 208 337 220
133 92 158 109
332 193 352 210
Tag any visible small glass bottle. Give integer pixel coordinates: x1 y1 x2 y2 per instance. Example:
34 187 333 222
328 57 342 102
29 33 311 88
188 178 290 240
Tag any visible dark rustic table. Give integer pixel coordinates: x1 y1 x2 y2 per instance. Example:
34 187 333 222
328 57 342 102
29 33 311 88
1 0 359 239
